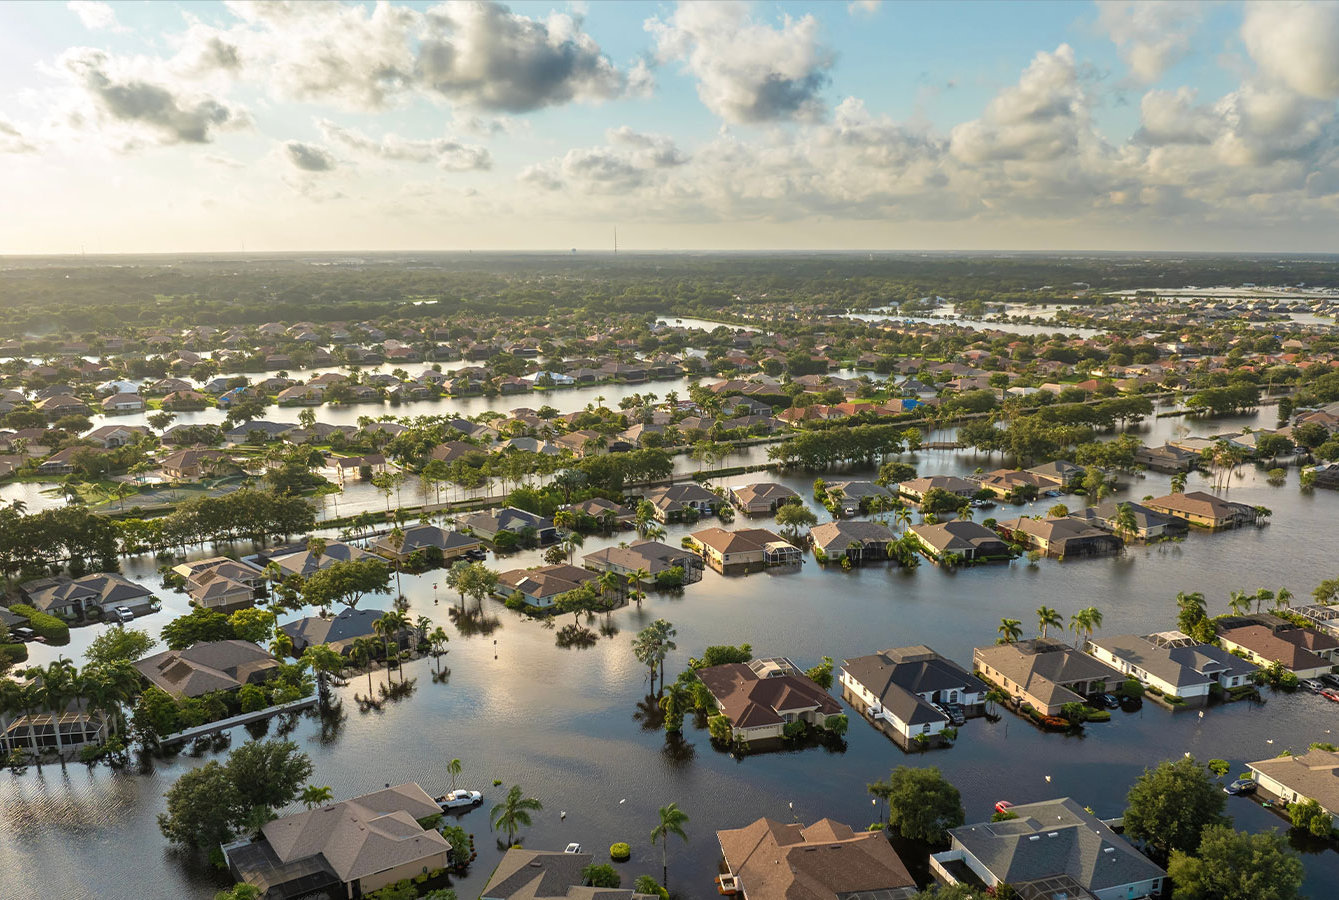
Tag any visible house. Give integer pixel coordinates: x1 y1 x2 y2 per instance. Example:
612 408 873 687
224 783 451 900
717 817 917 900
1217 624 1339 679
460 507 558 544
36 447 87 475
160 448 231 480
973 639 1123 716
932 798 1167 900
644 483 719 522
824 480 895 516
808 520 897 564
568 497 636 527
172 557 267 591
0 678 107 757
265 540 373 579
841 646 987 747
20 573 157 619
582 539 703 585
1025 460 1083 488
371 525 482 563
908 521 1013 563
975 469 1051 499
686 527 800 574
482 849 657 900
84 424 150 448
1068 500 1186 541
1086 632 1258 705
998 517 1124 558
161 390 209 410
496 564 598 609
35 394 88 417
281 607 394 655
898 475 978 503
1247 750 1339 832
697 657 844 742
135 640 280 697
323 454 388 484
1145 491 1259 530
729 482 800 515
430 440 488 464
186 572 258 614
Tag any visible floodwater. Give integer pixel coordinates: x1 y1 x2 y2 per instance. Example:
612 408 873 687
6 401 1339 898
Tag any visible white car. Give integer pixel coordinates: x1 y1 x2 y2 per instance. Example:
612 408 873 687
112 607 135 623
564 843 582 854
436 789 482 809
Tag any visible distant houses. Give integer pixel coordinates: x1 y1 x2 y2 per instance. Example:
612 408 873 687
582 539 703 586
809 520 896 565
460 507 558 544
1144 491 1260 530
496 563 597 609
644 483 719 522
1217 623 1339 679
19 573 157 620
135 641 280 698
369 524 482 563
728 482 800 515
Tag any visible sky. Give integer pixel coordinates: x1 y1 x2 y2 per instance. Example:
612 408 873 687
2 0 1339 254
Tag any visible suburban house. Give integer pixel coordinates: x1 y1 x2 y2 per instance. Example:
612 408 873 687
716 817 917 900
35 394 88 417
975 468 1051 499
1026 460 1084 488
567 497 636 527
186 570 258 613
728 482 800 515
824 480 894 516
100 392 146 413
281 607 393 656
370 524 482 563
582 539 704 585
1217 624 1339 679
460 507 558 544
1134 443 1199 472
323 454 389 484
1068 500 1186 541
644 483 719 522
85 424 151 447
685 527 801 574
931 798 1167 900
496 563 598 609
266 541 373 579
224 783 451 900
973 639 1123 716
135 640 280 698
841 646 987 746
1247 750 1339 831
1086 632 1258 705
482 849 658 900
19 573 157 619
0 678 108 757
908 521 1013 564
1144 491 1260 530
898 475 977 503
696 657 843 742
172 557 267 594
160 448 232 480
998 517 1124 558
808 520 896 564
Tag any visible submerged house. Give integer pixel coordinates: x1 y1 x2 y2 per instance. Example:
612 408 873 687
696 657 843 743
841 646 987 747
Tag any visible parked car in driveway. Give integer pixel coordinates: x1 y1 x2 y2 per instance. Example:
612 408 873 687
1225 778 1257 796
1321 673 1339 690
1302 679 1326 694
112 606 135 623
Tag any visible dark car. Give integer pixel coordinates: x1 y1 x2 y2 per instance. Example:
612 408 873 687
463 548 488 561
1320 673 1339 690
1225 778 1257 796
939 701 966 726
11 626 35 643
1098 694 1121 709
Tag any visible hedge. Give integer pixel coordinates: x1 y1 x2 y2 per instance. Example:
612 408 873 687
8 604 70 644
0 641 28 667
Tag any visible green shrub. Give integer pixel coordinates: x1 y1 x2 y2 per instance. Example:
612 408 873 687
0 641 28 668
609 842 631 861
8 604 70 644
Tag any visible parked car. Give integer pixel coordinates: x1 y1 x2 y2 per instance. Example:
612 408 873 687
938 701 966 726
435 789 482 809
1225 778 1257 796
112 606 135 623
463 548 487 561
11 626 35 643
1322 689 1339 703
564 843 582 854
1099 694 1120 709
1321 673 1339 690
1303 679 1326 694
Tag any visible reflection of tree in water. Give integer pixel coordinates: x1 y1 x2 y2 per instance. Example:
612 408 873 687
189 733 232 758
355 677 418 713
633 693 665 732
599 620 620 638
662 732 696 768
243 719 271 741
556 623 598 648
274 710 302 738
316 702 347 745
431 665 453 686
450 607 503 637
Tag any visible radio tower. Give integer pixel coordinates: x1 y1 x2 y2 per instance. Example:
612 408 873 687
614 226 618 255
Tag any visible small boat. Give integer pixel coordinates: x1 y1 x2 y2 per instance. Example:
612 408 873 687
994 800 1014 814
436 789 482 809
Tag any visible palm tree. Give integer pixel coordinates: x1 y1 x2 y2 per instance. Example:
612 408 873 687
628 568 650 607
387 527 406 599
350 637 376 693
1113 502 1138 543
427 626 450 672
306 644 343 709
447 757 462 791
650 803 690 890
1254 588 1275 614
598 570 623 607
632 619 677 696
373 614 398 682
31 659 79 762
270 631 295 660
562 532 585 564
659 681 692 733
1036 606 1063 639
1275 588 1294 611
1070 606 1102 646
491 785 543 847
997 617 1023 644
1170 471 1187 494
1227 590 1252 616
1177 590 1209 618
643 523 667 542
300 785 334 809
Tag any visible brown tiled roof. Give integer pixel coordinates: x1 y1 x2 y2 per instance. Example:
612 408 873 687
718 817 915 900
697 662 841 730
1220 625 1336 670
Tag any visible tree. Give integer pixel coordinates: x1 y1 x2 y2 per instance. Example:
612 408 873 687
85 627 156 666
1069 606 1103 646
491 785 543 846
650 803 689 889
632 619 677 695
634 875 666 899
1287 797 1333 837
158 761 245 850
805 656 834 690
582 864 621 888
214 885 262 900
228 608 277 645
160 608 235 650
997 618 1022 644
305 643 343 708
1123 756 1228 857
226 739 314 815
775 502 818 539
301 558 392 611
1035 606 1063 639
300 784 333 809
883 766 964 844
1166 825 1304 900
447 757 462 791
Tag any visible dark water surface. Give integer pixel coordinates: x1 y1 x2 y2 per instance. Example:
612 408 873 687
6 409 1339 899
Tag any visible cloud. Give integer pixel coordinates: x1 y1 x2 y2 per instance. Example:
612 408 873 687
417 0 630 112
1097 1 1202 83
0 116 38 154
317 119 491 170
518 164 564 191
1243 1 1339 100
67 1 122 31
847 0 881 15
60 47 248 145
519 128 690 194
646 2 834 123
1134 87 1217 145
282 140 336 171
608 126 689 167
